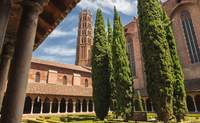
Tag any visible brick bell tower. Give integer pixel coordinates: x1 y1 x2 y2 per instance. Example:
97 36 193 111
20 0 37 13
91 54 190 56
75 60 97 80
75 9 93 66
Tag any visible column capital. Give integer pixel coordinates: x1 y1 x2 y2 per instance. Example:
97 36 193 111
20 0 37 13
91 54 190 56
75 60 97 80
21 0 49 15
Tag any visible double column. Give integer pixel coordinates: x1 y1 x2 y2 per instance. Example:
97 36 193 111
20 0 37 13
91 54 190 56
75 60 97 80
0 0 12 55
0 41 14 110
0 0 48 123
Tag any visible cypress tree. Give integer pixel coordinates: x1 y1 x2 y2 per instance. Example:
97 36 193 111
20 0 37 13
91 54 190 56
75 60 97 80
92 9 111 120
137 0 174 122
112 7 134 121
107 19 116 112
162 11 187 122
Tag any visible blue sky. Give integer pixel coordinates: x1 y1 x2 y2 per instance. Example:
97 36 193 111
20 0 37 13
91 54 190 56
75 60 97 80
32 0 138 64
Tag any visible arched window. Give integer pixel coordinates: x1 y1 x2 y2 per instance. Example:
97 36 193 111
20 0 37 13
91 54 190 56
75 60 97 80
35 72 40 82
63 76 67 85
181 10 200 63
85 79 88 87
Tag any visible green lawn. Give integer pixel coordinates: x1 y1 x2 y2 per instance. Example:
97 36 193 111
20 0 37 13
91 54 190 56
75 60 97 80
22 113 200 123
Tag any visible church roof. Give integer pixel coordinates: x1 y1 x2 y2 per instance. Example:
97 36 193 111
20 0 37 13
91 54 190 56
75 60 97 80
31 58 91 73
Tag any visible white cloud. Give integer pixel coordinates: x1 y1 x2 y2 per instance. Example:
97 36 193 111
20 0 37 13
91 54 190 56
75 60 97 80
42 46 76 57
48 26 78 38
77 0 137 16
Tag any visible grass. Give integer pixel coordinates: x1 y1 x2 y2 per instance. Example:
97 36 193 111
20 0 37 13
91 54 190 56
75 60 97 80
22 113 200 123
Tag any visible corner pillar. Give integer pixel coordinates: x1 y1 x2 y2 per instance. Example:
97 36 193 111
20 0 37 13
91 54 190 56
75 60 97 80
0 0 49 123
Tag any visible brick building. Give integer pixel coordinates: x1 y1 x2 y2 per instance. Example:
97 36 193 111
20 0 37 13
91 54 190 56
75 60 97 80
124 0 200 112
22 0 200 116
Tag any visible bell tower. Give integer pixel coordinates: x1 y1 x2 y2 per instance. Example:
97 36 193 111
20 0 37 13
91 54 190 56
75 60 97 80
75 9 93 66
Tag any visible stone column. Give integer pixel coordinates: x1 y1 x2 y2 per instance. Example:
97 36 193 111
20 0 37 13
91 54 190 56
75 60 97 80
0 0 48 123
0 42 14 110
92 103 95 112
0 0 12 55
49 101 52 114
151 103 154 112
31 101 34 114
192 96 198 112
80 101 83 113
40 101 43 114
65 101 68 113
58 101 60 113
73 101 76 113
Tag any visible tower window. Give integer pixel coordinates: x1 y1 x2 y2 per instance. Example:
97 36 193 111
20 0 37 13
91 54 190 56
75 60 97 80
181 10 200 64
35 72 40 82
85 79 88 87
63 76 67 85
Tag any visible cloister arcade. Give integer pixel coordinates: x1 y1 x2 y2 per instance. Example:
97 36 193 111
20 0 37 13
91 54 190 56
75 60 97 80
23 96 94 115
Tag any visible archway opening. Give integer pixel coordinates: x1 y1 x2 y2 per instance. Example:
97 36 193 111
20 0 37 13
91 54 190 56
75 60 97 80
60 98 66 113
195 95 200 112
52 98 58 113
82 99 87 112
146 98 152 112
76 99 81 112
67 99 73 112
88 100 93 112
186 95 195 112
23 96 32 114
33 97 41 114
43 97 50 113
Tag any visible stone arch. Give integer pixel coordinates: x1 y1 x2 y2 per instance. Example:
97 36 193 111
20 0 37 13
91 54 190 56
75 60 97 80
186 95 195 112
82 99 87 112
35 72 40 82
52 98 58 113
43 97 50 113
75 99 81 112
23 96 32 114
67 99 73 112
146 98 152 112
60 98 66 113
33 96 41 113
195 95 200 112
170 2 196 19
88 100 93 112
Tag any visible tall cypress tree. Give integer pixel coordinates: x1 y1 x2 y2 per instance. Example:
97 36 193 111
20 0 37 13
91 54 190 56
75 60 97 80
107 19 116 112
112 7 134 121
137 0 174 122
92 9 111 120
162 11 187 122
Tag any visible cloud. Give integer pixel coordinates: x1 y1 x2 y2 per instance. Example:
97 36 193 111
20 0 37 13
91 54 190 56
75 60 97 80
42 46 76 57
48 26 78 38
77 0 137 16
